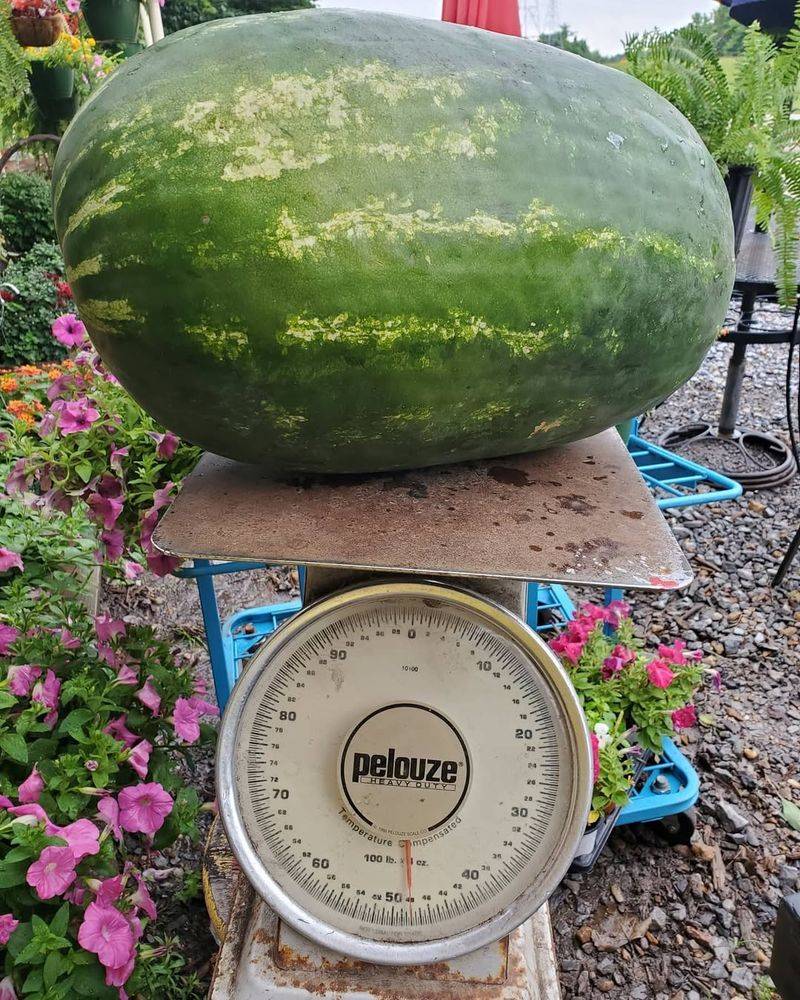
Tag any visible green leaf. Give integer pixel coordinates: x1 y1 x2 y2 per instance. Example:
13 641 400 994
0 860 30 889
74 461 93 484
782 798 800 832
21 967 43 994
50 902 69 938
7 921 32 960
0 732 28 764
71 961 118 998
0 691 18 709
43 950 67 988
57 709 94 742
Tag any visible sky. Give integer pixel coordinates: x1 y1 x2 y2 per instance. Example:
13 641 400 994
316 0 719 56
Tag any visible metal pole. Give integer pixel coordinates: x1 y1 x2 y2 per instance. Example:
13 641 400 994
718 340 748 437
140 3 153 46
147 0 165 42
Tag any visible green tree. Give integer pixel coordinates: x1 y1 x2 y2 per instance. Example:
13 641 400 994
688 6 746 56
162 0 312 35
538 24 620 64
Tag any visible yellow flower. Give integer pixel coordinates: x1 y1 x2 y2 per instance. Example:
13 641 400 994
87 37 95 47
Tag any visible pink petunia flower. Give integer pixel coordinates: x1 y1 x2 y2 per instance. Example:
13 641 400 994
123 560 143 580
47 818 100 862
78 901 135 970
151 482 174 511
0 975 17 1000
64 883 86 906
85 760 99 772
0 624 20 656
153 430 179 460
94 615 126 644
32 669 60 711
118 783 173 835
104 716 139 749
95 474 124 500
97 796 122 841
603 598 631 628
589 732 600 783
59 400 100 435
87 492 124 531
100 528 125 562
4 458 29 494
8 803 49 825
671 704 698 730
93 875 124 905
115 665 139 686
58 628 81 650
549 633 585 665
0 914 18 945
172 698 201 744
109 445 129 473
18 768 44 804
26 845 76 899
646 659 675 689
127 740 152 779
96 643 124 669
51 314 87 348
0 549 23 574
131 874 157 921
135 677 161 716
105 956 135 989
145 551 181 577
65 0 80 11
189 696 219 717
6 664 40 697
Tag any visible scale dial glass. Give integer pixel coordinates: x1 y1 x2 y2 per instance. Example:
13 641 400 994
218 581 591 964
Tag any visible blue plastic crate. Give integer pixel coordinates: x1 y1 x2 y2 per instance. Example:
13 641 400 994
222 599 302 685
627 433 742 510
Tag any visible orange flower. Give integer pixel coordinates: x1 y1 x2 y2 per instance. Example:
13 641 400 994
46 367 63 380
17 365 42 376
6 400 35 427
0 376 19 393
32 401 45 413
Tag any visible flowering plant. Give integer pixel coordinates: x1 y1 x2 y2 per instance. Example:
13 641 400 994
549 600 711 821
1 317 202 579
23 32 117 93
0 570 216 998
9 0 61 20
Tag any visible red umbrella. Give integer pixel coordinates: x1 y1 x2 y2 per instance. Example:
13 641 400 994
441 0 521 37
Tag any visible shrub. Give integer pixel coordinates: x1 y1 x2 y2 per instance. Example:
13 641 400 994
0 173 57 259
0 242 70 366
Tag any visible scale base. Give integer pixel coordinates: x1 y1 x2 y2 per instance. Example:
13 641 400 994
210 882 560 1000
204 820 561 1000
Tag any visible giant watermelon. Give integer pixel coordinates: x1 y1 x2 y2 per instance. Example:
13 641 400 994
52 10 734 473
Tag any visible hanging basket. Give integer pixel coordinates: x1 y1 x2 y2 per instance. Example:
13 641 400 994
29 63 75 102
82 0 140 44
9 13 65 47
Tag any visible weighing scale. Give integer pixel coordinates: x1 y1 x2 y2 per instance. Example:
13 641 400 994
154 430 692 1000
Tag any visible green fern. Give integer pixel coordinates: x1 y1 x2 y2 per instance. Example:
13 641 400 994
0 1 35 147
625 3 800 305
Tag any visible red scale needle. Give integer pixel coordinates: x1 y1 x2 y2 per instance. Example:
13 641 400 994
402 839 413 924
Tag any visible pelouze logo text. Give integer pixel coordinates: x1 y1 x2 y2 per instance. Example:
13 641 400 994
351 748 459 789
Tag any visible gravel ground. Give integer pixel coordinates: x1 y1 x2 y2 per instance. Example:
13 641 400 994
100 339 799 999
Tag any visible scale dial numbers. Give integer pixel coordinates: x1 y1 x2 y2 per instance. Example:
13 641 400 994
219 581 591 965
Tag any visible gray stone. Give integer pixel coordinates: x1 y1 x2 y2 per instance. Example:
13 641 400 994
729 966 755 990
707 960 728 980
715 799 749 833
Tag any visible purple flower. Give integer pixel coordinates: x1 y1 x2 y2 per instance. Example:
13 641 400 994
59 400 100 435
101 528 124 562
146 552 181 577
51 314 88 349
94 615 126 644
0 624 20 656
7 664 40 696
87 492 124 531
0 549 23 574
153 431 179 460
109 446 129 473
5 458 29 494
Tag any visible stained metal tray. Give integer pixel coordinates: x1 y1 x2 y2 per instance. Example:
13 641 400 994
154 430 692 590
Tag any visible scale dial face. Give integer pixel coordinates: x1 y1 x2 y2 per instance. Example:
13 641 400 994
218 581 591 965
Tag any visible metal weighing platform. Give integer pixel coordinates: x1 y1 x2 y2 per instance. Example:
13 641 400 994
154 429 692 1000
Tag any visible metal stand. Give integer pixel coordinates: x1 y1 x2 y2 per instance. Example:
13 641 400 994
156 430 692 1000
662 227 799 490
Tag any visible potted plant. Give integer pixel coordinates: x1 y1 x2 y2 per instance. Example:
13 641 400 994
625 7 800 303
548 600 712 862
8 0 66 46
23 32 115 130
81 0 140 45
